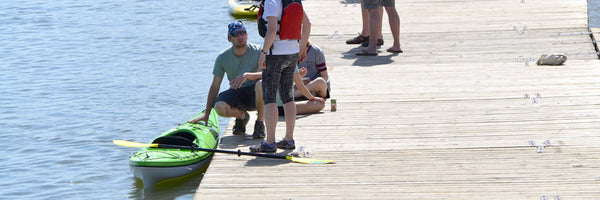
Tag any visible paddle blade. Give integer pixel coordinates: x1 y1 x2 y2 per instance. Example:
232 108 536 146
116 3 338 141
287 156 335 164
113 140 158 148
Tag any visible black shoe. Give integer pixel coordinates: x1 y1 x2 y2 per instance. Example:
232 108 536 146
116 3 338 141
232 111 249 135
346 34 368 44
252 121 265 139
361 39 384 47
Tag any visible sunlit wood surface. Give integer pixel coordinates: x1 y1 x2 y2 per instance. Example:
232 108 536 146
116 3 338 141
196 0 600 199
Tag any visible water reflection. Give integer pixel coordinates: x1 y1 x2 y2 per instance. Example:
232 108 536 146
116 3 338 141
128 163 209 200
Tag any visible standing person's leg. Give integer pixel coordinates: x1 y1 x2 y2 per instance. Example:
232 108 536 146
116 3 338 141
263 102 278 144
384 1 402 52
365 8 381 54
357 0 382 55
360 0 369 37
282 101 295 140
378 6 383 41
361 6 384 47
278 55 298 143
277 54 299 149
260 56 284 146
346 1 370 44
263 93 279 144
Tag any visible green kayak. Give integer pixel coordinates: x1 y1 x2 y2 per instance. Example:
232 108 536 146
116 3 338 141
129 109 220 187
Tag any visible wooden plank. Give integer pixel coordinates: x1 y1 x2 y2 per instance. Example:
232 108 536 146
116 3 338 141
196 0 600 199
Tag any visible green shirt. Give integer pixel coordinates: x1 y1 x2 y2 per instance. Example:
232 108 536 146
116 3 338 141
213 43 262 88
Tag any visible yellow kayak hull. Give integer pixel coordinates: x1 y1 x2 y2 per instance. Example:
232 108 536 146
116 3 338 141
229 0 259 17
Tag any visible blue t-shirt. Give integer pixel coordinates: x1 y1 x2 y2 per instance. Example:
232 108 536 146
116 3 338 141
213 43 262 88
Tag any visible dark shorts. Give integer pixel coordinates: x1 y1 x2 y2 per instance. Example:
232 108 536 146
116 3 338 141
215 84 257 111
262 54 299 104
363 0 395 9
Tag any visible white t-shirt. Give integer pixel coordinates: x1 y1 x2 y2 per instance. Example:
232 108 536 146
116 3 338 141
262 0 301 55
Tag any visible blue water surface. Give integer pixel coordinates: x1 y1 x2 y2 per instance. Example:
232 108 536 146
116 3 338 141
590 0 600 27
0 0 262 199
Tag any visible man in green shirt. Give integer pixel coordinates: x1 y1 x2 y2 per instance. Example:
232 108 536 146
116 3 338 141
190 21 265 138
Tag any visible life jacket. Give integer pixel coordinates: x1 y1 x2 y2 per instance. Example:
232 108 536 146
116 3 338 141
257 0 303 40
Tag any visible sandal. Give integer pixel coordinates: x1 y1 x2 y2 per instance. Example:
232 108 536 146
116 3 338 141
276 139 295 150
361 39 384 47
346 34 369 44
386 48 403 53
249 142 276 153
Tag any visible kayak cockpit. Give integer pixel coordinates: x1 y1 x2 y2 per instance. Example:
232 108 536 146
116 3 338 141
152 130 199 148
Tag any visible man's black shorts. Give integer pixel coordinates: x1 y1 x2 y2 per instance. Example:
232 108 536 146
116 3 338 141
215 84 257 111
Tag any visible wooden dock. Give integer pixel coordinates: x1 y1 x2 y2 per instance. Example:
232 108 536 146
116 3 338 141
196 0 600 199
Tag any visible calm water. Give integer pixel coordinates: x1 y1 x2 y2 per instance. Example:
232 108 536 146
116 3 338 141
0 0 262 199
590 0 600 27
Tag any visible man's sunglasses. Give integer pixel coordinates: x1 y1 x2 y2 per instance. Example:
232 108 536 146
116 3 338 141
230 30 247 37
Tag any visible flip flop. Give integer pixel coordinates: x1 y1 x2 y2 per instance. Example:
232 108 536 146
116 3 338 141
386 48 403 53
355 49 378 56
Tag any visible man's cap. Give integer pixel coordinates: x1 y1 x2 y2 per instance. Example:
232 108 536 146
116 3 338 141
228 20 246 36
